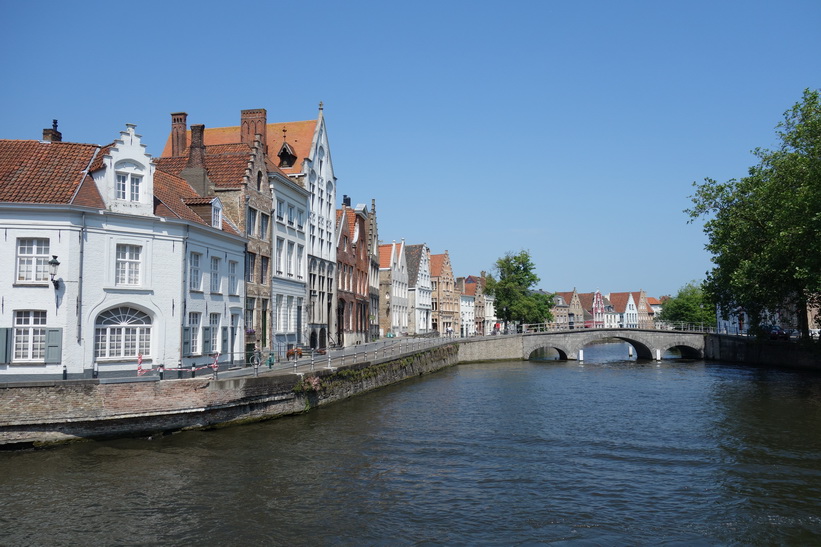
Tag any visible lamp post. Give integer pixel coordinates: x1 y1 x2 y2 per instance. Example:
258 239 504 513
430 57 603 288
48 255 60 289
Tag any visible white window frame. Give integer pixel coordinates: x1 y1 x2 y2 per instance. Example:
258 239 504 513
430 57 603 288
210 313 220 353
115 244 142 286
16 238 50 283
189 312 201 354
94 307 151 359
116 172 142 201
210 256 221 293
190 252 202 290
228 260 238 295
13 310 47 361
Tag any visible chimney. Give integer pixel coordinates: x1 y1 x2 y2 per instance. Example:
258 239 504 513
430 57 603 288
42 120 62 142
171 112 188 156
181 124 210 196
342 195 351 207
241 108 267 153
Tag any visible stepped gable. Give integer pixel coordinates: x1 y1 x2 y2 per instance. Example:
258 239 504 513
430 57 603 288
0 139 102 205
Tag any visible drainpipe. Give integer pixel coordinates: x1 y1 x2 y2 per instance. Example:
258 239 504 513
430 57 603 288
77 212 85 344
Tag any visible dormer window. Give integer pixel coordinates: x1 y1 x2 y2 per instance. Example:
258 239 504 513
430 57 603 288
116 173 141 201
278 143 297 168
211 201 223 229
114 160 144 202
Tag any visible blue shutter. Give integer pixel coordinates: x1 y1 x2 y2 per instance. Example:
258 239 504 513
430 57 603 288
44 328 62 364
0 328 10 364
221 327 229 356
182 327 191 356
202 327 211 354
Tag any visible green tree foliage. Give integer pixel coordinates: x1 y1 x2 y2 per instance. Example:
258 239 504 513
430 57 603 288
687 89 821 336
485 250 553 325
657 281 716 327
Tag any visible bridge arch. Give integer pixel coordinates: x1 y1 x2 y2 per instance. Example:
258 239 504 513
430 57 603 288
521 329 705 361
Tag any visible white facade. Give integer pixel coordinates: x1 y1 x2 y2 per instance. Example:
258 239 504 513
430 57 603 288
380 241 409 336
460 294 476 337
0 126 246 379
301 111 338 348
406 244 433 335
271 172 310 357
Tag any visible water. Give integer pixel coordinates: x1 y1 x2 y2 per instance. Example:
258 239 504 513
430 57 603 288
3 341 821 545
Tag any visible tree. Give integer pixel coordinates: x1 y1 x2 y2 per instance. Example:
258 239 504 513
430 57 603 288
657 281 716 327
687 89 821 337
484 250 553 326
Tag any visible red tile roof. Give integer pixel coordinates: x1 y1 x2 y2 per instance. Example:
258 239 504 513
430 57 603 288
379 244 393 269
161 120 318 176
0 140 101 204
430 254 445 277
608 292 631 313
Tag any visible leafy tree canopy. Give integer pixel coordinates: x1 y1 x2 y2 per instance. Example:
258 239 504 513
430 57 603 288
687 88 821 336
657 281 716 327
485 250 554 325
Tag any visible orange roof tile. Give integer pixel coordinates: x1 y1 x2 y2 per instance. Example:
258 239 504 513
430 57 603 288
378 244 393 269
430 254 445 277
0 140 100 204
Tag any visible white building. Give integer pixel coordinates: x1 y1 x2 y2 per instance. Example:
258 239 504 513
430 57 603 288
378 240 409 336
271 170 310 357
460 293 476 337
405 244 433 335
0 124 246 379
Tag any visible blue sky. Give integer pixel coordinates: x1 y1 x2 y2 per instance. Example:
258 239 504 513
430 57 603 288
2 1 819 298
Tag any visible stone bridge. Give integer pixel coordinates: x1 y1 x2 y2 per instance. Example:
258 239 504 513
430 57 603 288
457 329 705 362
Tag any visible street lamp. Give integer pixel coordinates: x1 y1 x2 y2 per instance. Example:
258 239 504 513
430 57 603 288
48 255 61 289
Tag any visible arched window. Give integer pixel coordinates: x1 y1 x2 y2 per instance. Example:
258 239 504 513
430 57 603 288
95 307 151 359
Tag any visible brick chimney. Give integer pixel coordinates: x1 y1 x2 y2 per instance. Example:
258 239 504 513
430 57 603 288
42 120 62 142
240 108 267 153
171 112 188 156
181 124 209 196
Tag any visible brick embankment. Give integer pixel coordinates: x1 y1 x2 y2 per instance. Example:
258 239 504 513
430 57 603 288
0 345 459 449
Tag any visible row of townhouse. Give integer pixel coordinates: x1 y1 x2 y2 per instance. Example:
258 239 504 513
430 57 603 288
551 289 659 329
1 105 344 379
1 107 498 380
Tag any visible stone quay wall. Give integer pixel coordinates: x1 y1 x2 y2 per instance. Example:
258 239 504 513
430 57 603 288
705 334 821 369
0 344 460 449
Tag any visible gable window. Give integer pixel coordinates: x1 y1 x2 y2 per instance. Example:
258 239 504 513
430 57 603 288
278 144 296 168
94 307 151 359
190 252 202 290
115 244 142 286
14 310 46 361
211 202 222 229
116 173 141 201
16 238 50 283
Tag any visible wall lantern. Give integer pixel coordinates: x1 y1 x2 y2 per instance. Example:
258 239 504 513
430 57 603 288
48 255 61 289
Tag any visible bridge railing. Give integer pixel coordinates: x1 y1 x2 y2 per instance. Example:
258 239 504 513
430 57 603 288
518 322 716 334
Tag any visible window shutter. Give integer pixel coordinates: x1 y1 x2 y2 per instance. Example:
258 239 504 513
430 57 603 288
202 327 211 354
222 327 229 356
182 327 191 356
0 328 10 364
44 328 62 364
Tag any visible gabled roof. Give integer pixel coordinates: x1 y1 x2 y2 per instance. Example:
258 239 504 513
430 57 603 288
378 244 393 269
151 170 240 235
155 144 271 190
404 244 425 286
430 253 446 277
0 140 103 205
608 292 633 313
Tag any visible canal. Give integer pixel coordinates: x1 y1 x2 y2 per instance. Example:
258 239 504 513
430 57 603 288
2 341 821 545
